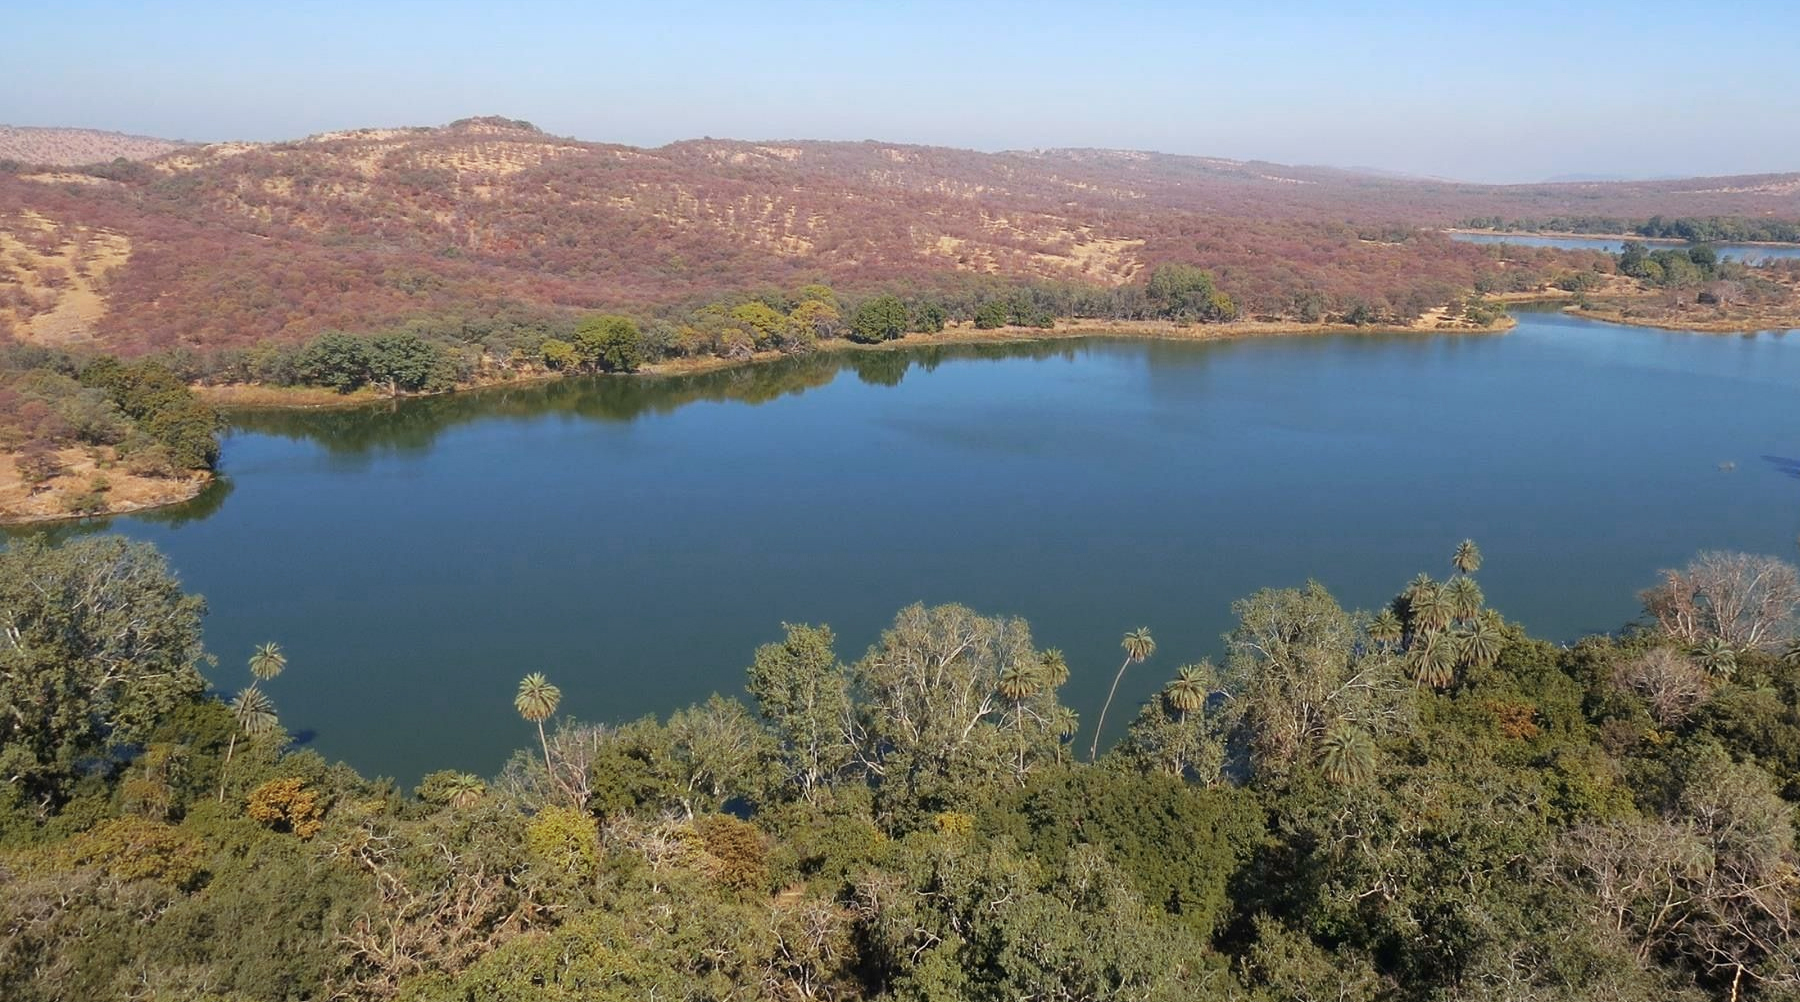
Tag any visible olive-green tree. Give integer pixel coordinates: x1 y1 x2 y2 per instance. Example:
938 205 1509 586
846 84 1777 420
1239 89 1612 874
571 315 646 372
746 623 853 803
850 603 1067 816
848 295 909 343
0 536 208 806
1226 582 1410 782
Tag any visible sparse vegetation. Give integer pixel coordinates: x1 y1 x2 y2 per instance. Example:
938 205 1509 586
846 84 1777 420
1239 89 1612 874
0 345 217 521
7 119 1798 364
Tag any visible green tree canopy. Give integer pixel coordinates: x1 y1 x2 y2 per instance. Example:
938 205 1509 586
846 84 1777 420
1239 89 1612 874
0 537 208 805
1144 263 1237 321
849 295 909 343
572 315 647 372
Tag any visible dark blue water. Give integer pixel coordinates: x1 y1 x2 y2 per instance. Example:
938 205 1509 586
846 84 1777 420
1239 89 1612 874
21 312 1800 781
1450 230 1800 264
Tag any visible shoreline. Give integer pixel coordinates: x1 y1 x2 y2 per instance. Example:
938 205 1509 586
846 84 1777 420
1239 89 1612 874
0 467 211 527
1492 287 1800 334
1445 227 1800 249
1549 302 1800 334
21 297 1799 526
207 312 1521 405
7 314 1508 525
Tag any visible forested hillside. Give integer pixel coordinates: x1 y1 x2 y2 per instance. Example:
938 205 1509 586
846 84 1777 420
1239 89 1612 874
2 534 1797 1000
3 116 1797 355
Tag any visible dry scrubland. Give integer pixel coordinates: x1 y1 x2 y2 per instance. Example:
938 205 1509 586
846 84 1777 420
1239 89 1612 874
2 115 1796 524
0 125 189 167
2 116 1799 354
0 443 205 523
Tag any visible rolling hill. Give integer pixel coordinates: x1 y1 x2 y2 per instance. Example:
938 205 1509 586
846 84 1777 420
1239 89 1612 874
3 116 1797 354
0 125 190 167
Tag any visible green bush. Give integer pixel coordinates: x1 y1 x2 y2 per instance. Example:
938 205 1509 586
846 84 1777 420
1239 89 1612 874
849 295 909 343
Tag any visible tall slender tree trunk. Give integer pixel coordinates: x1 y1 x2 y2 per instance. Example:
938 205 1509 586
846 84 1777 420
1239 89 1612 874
536 719 583 806
1172 708 1188 776
536 719 562 801
1089 656 1132 762
216 731 239 803
1012 700 1029 780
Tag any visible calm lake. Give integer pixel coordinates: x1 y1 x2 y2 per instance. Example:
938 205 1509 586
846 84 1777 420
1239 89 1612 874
18 310 1800 782
1450 230 1800 263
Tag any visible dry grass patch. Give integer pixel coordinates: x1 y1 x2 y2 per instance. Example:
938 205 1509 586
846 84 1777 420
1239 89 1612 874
0 212 131 346
0 445 208 524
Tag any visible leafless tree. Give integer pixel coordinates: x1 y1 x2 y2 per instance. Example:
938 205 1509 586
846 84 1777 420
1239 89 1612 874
330 821 540 999
1641 551 1800 650
1611 647 1710 726
1548 752 1799 1000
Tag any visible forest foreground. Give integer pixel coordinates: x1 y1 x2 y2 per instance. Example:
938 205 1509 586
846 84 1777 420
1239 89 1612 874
1 533 1796 1000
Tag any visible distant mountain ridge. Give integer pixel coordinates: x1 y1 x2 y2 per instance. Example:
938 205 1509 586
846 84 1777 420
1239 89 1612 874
2 116 1798 353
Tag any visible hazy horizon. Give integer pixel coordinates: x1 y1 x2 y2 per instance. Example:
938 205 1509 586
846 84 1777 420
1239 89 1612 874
10 0 1800 184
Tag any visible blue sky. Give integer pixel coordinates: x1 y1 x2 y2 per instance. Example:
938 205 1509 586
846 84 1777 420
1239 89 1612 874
8 0 1798 182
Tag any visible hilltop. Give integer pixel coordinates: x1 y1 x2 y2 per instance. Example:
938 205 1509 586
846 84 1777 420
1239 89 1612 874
0 124 190 166
2 116 1798 353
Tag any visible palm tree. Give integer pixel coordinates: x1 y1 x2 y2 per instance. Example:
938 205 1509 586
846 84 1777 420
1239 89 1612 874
1317 724 1376 785
1449 625 1475 665
1462 615 1505 669
232 686 280 736
218 643 288 801
998 662 1044 703
444 772 486 810
1368 608 1404 650
218 686 279 801
249 641 287 682
1453 539 1483 576
1693 638 1737 680
1164 664 1211 715
1411 639 1457 689
1445 576 1483 622
1091 628 1155 761
1411 584 1453 635
1038 649 1071 690
1049 706 1081 763
1401 574 1435 631
515 672 564 795
998 660 1046 777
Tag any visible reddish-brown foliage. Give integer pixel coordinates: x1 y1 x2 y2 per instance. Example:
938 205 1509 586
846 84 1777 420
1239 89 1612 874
4 118 1797 354
0 126 189 166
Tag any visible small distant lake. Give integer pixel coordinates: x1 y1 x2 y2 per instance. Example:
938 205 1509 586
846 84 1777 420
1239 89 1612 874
15 311 1800 782
1450 230 1800 264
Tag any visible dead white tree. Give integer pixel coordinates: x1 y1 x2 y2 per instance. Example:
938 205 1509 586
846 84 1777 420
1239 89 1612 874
1611 647 1710 725
1640 551 1800 650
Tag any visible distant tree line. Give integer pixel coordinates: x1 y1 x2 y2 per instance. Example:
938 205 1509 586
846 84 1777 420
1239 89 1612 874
1618 241 1730 288
119 263 1508 399
1462 215 1800 245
